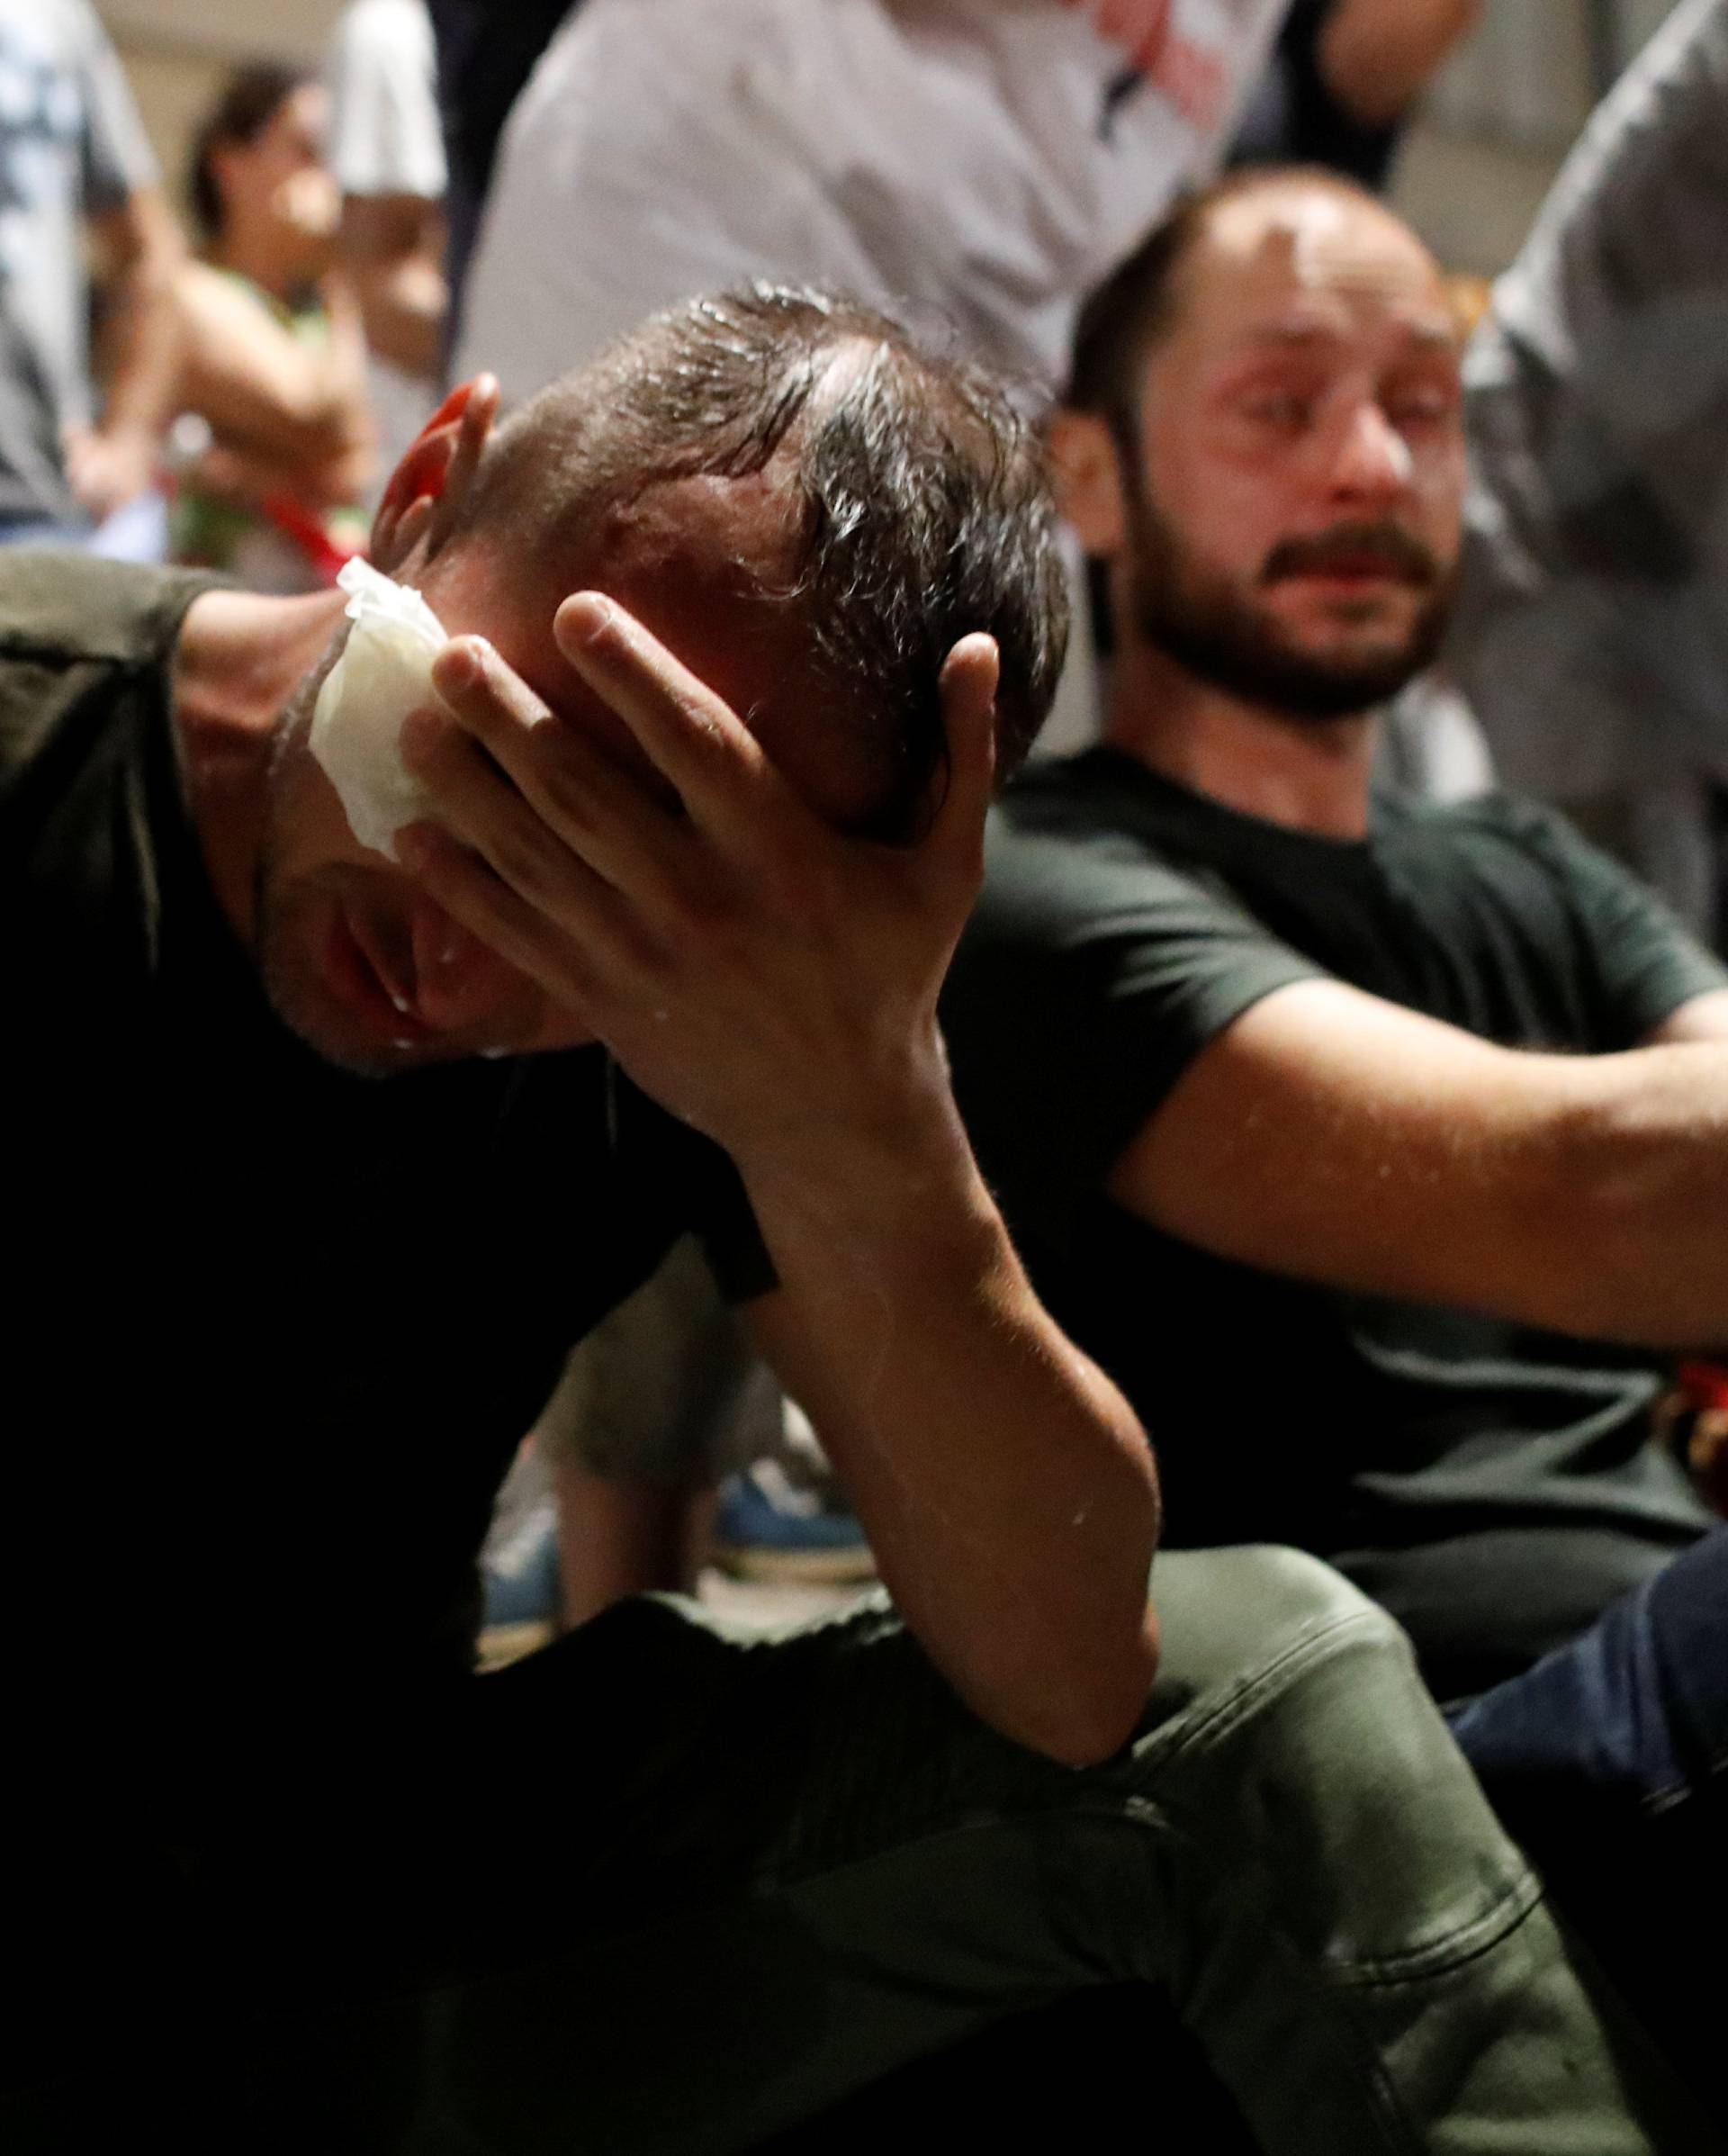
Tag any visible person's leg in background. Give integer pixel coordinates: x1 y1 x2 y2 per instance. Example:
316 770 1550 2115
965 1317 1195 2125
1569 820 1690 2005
397 1548 1706 2156
1449 1526 1728 2127
539 1234 866 1626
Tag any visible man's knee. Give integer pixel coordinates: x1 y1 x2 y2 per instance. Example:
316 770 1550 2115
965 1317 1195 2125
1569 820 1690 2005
1130 1548 1534 1980
1146 1544 1405 1714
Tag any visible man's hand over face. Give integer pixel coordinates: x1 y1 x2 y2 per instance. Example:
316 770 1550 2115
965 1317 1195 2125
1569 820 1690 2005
396 595 1000 1176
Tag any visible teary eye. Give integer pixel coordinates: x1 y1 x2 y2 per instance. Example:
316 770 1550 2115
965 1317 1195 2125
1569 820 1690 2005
1384 378 1458 431
1240 389 1316 430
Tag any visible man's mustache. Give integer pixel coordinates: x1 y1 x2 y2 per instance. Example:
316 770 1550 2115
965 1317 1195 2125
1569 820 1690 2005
1261 522 1441 587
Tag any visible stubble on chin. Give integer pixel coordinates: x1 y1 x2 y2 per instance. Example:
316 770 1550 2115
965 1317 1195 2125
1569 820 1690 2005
1130 541 1454 721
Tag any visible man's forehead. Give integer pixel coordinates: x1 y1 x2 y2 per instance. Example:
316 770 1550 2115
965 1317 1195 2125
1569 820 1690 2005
1170 189 1456 367
426 465 883 826
435 465 801 669
590 465 805 594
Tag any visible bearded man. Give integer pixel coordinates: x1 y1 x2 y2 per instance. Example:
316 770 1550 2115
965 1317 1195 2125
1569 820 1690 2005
942 169 1728 2124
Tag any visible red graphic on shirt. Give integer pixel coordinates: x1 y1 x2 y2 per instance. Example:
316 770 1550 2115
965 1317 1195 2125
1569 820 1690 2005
1060 0 1233 133
1150 31 1229 131
1076 0 1173 72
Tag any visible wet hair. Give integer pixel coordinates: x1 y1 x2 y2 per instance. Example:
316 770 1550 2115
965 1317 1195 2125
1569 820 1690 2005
453 284 1069 834
187 63 312 242
1069 166 1385 426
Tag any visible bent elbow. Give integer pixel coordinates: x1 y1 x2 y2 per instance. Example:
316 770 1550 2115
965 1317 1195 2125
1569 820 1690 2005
994 1604 1162 1770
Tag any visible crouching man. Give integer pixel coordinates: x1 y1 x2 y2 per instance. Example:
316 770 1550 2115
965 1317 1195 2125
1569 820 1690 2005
0 287 1694 2151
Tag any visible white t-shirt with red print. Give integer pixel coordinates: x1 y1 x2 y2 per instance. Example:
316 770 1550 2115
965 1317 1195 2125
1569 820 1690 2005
454 0 1288 401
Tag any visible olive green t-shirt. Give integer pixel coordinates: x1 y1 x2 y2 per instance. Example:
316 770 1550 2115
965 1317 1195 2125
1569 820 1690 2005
943 747 1723 1700
0 553 770 1786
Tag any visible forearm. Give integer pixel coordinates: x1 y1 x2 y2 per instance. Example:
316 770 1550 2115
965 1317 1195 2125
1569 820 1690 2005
1544 1042 1728 1346
355 257 446 380
173 268 371 473
95 232 182 448
341 198 446 380
1124 983 1728 1352
744 1078 1162 1765
322 272 380 411
1318 0 1481 127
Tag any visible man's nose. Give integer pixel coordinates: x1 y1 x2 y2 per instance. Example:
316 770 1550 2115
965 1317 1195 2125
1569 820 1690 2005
1325 401 1413 503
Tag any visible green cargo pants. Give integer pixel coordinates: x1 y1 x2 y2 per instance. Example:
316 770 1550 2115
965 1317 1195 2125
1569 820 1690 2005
392 1547 1707 2154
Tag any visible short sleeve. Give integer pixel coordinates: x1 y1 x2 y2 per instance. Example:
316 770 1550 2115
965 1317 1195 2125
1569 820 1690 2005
683 1139 778 1305
69 0 158 213
327 0 448 200
943 816 1327 1230
609 1064 777 1306
1498 798 1728 1043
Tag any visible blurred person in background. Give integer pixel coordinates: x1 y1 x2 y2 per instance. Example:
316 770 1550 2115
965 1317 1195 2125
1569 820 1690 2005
1229 0 1480 188
328 0 448 482
169 64 374 591
455 0 1293 401
426 0 580 368
939 165 1728 2120
1448 0 1728 944
0 0 180 552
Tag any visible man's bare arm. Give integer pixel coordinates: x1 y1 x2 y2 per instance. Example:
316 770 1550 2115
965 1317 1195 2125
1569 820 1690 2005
1109 977 1728 1348
68 188 184 517
1318 0 1482 129
742 1145 1161 1764
340 194 447 382
171 260 374 481
1650 986 1728 1045
397 614 1161 1765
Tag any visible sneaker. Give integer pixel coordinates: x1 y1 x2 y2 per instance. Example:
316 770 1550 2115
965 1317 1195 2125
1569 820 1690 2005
710 1457 877 1585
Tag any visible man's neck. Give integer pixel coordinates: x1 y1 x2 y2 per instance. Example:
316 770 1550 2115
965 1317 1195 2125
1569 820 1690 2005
172 586 346 947
1102 636 1377 841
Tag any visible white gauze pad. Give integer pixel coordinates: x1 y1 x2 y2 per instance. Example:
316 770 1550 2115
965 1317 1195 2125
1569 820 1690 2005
309 556 449 860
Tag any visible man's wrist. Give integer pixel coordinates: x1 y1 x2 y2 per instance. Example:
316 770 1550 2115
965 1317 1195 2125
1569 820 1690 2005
91 417 161 474
734 1051 1001 1253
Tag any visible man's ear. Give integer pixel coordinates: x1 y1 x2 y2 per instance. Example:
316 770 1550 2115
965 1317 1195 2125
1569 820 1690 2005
1047 407 1130 559
366 374 501 577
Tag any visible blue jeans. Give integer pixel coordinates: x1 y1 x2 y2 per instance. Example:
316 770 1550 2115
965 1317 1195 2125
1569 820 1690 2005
1449 1528 1727 2122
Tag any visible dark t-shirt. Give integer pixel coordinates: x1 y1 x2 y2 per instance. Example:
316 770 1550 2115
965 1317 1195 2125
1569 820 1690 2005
1 554 770 1798
942 747 1722 1700
427 0 582 351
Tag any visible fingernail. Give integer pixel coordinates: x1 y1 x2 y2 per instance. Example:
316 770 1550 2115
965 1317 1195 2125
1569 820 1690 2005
563 593 614 645
434 638 482 690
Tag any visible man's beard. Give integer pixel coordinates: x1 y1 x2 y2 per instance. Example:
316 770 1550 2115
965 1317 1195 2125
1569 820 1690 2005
1127 483 1455 721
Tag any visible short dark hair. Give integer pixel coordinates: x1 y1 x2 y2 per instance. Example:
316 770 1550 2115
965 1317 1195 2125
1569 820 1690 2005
455 284 1069 834
1069 166 1383 423
187 63 311 243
